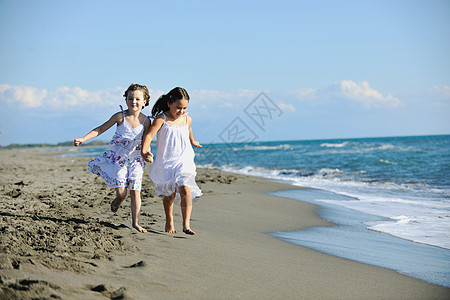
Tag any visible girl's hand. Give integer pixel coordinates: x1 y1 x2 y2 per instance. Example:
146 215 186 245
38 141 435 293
142 151 154 163
145 152 154 163
74 138 85 147
192 140 202 148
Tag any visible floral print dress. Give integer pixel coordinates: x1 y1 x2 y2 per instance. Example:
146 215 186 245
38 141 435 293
88 106 148 191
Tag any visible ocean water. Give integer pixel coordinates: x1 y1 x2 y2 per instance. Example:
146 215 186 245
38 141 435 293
195 135 450 250
70 135 450 287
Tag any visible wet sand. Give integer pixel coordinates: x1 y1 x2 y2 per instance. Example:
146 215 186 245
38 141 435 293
0 149 449 299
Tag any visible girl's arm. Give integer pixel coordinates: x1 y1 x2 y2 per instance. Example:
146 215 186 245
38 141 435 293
188 115 202 148
141 115 164 162
142 116 152 135
140 117 154 163
74 112 121 147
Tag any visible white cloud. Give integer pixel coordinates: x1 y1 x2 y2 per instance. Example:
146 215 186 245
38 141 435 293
46 87 103 108
427 85 450 99
335 80 403 108
287 80 404 109
278 102 296 112
0 84 47 107
0 82 403 112
0 84 166 110
286 88 316 100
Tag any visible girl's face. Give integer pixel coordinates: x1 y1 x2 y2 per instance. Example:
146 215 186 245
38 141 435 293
168 98 189 119
126 90 146 112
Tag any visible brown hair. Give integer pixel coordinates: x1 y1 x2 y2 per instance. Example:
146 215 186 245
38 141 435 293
123 83 150 107
151 87 190 117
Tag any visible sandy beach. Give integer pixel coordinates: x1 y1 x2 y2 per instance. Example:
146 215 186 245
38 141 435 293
1 149 449 299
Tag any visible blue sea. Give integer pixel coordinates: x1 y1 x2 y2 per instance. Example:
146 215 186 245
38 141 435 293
69 135 450 287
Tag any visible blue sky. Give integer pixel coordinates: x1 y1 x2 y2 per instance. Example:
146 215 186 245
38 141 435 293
0 0 449 145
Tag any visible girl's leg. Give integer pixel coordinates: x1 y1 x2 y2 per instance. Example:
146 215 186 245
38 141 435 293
111 187 127 212
163 193 176 233
130 190 147 233
179 186 195 235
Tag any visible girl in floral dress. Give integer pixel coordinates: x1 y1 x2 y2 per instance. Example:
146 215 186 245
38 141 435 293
74 84 152 232
141 87 202 235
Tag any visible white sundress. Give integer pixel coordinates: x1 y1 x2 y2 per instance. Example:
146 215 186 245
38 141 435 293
150 113 202 199
87 106 148 191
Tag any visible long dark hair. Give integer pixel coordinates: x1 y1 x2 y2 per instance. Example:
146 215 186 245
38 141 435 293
151 87 190 117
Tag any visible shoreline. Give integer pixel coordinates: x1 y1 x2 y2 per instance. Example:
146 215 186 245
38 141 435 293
1 149 449 299
270 189 450 288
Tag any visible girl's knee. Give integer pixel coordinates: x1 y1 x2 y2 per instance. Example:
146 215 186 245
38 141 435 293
179 186 191 196
116 188 128 200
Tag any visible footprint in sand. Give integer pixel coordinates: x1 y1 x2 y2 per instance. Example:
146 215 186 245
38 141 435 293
6 279 61 296
125 261 146 268
90 284 107 292
90 284 127 299
6 189 22 198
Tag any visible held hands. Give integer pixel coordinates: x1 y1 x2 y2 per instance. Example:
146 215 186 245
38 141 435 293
73 138 85 147
144 152 154 163
141 150 154 163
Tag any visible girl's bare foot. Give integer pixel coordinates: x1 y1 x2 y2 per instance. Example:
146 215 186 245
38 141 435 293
183 228 195 235
165 220 175 233
133 224 147 233
110 197 125 213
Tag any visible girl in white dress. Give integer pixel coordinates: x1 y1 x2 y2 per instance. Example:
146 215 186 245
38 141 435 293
141 87 202 235
74 84 151 233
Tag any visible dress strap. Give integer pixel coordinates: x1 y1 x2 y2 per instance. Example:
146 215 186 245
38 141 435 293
119 105 125 119
142 115 155 124
142 115 149 125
